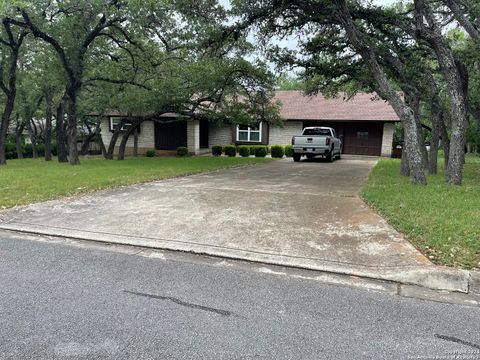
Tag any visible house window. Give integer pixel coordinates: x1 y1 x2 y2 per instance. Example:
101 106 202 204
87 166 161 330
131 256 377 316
110 117 134 132
236 122 262 142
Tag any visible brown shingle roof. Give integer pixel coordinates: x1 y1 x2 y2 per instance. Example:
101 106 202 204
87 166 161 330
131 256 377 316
275 91 399 122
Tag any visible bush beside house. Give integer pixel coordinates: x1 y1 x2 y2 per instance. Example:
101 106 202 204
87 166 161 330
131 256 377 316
176 146 188 157
212 145 223 156
285 145 293 157
224 145 237 157
270 145 285 158
238 145 250 157
254 146 268 157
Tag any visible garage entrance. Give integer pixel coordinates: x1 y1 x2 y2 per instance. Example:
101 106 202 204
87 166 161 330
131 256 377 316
302 121 383 156
154 120 187 150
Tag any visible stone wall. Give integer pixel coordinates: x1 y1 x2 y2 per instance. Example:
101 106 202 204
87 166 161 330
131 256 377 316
100 118 155 154
381 122 394 157
268 121 303 145
209 124 233 146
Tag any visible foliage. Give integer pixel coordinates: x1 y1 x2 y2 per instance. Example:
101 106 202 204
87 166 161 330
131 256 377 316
362 157 480 269
211 145 223 156
248 145 269 156
238 145 250 157
0 156 273 209
176 146 188 157
224 145 237 157
270 145 285 158
145 150 156 158
254 146 267 157
275 74 305 91
284 145 293 157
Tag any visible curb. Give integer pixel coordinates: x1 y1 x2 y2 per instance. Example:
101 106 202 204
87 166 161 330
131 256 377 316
470 271 480 295
0 223 473 295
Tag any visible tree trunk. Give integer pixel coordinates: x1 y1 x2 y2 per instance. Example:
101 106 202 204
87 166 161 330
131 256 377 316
44 91 53 161
80 133 95 155
97 132 107 158
106 128 122 160
117 131 129 160
0 94 16 166
439 119 450 169
66 94 80 165
117 120 140 160
133 128 138 157
56 96 68 163
336 0 426 184
414 0 468 185
400 129 410 176
15 121 25 159
27 119 39 159
428 96 443 174
408 95 429 169
0 28 24 166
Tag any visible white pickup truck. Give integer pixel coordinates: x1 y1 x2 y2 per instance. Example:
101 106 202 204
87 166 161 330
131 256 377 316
291 127 342 162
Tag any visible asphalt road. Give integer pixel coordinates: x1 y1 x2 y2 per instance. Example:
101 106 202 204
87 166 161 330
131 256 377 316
1 232 479 360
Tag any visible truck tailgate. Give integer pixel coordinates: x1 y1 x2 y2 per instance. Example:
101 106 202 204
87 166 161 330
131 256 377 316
293 136 327 147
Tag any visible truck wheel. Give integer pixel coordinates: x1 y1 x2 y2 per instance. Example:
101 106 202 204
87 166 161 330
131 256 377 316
293 154 301 162
327 150 334 162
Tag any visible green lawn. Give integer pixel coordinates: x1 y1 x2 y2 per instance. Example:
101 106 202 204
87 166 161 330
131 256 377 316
0 156 272 209
362 155 480 269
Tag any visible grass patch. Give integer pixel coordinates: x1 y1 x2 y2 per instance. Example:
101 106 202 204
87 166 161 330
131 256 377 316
0 156 273 209
362 155 480 269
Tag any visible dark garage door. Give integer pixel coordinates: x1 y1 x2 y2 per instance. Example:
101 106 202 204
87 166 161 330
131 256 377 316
155 121 187 150
343 123 383 156
302 121 383 156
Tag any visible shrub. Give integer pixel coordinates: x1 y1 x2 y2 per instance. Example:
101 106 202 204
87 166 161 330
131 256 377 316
145 150 156 157
212 145 223 156
22 143 33 158
238 145 250 157
176 146 188 157
224 145 237 157
5 142 16 159
270 145 285 158
254 146 267 157
285 145 293 157
37 143 45 157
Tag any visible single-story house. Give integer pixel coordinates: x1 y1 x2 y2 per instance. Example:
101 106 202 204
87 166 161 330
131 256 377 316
99 91 399 157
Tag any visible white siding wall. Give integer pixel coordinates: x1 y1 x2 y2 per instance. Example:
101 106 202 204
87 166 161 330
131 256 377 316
209 124 232 146
268 121 303 145
100 118 155 153
187 119 200 154
381 122 394 157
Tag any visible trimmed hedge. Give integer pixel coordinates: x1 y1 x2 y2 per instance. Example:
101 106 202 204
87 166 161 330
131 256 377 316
212 145 223 156
176 146 188 157
145 150 156 157
254 146 268 157
224 145 237 157
249 145 270 155
285 145 293 157
270 145 285 158
238 145 250 157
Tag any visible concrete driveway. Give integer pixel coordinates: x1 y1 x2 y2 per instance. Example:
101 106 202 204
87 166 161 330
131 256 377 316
0 156 469 291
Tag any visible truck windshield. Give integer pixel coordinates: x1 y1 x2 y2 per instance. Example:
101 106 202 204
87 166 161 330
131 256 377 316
303 128 331 136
